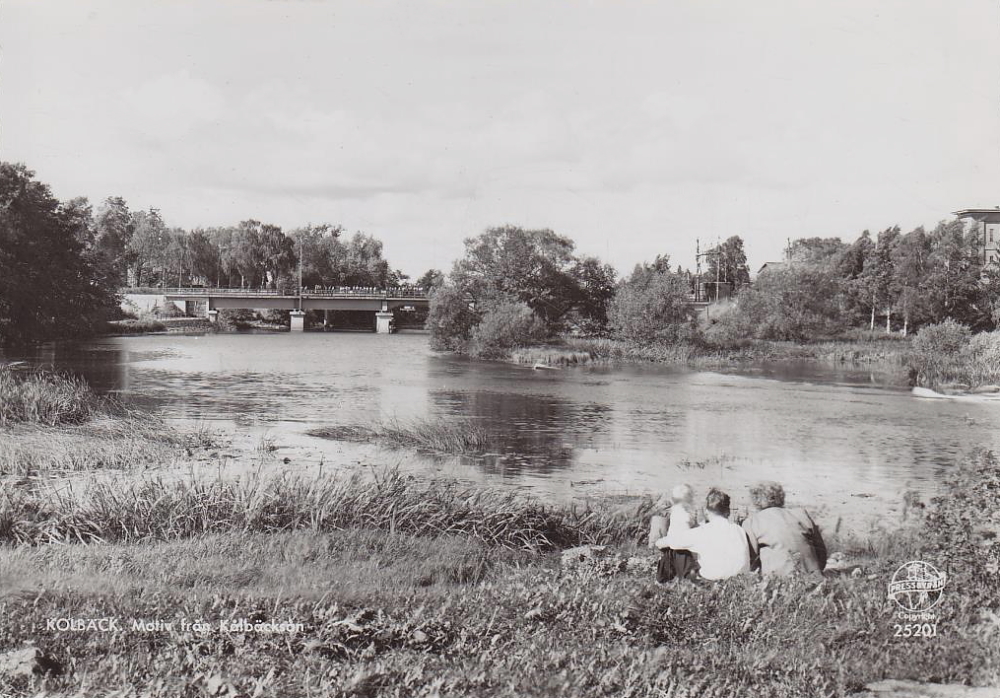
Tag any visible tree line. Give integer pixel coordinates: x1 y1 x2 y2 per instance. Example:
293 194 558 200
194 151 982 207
0 162 440 345
91 200 440 292
427 223 1000 354
716 224 1000 343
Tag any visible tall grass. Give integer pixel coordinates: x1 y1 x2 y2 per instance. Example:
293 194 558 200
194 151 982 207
0 367 118 427
908 322 1000 390
309 417 504 455
0 468 653 549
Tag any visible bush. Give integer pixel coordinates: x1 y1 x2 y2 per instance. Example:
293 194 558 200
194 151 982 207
257 308 290 326
427 285 480 351
216 308 256 331
608 267 697 344
469 301 548 359
717 266 846 342
907 319 972 388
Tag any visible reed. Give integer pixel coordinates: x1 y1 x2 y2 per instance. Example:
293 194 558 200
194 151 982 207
0 468 653 550
309 417 504 455
0 367 121 427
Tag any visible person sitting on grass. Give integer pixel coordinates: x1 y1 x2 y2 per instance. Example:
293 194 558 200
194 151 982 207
656 488 750 581
741 481 827 577
648 484 700 582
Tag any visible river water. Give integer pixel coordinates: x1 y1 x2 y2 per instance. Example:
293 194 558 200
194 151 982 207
7 331 1000 532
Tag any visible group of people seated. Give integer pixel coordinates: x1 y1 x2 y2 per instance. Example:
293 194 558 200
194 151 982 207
647 481 827 582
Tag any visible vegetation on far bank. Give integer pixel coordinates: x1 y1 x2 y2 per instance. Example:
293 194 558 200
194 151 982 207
426 225 1000 381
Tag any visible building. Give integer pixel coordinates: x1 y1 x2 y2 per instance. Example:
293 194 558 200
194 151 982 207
756 261 788 276
954 208 1000 268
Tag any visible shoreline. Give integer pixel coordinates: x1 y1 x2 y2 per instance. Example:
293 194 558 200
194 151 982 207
508 335 912 369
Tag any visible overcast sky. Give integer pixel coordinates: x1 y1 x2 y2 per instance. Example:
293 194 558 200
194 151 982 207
3 1 999 278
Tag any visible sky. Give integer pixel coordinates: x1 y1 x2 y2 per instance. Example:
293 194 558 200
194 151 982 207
3 1 1000 279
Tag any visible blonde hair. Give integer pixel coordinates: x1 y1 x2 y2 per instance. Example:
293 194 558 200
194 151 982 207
671 483 694 505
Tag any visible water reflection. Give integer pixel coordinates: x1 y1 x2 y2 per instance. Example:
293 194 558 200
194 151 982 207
430 389 613 474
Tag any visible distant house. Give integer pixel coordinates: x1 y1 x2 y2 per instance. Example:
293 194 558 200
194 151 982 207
756 261 788 276
954 208 1000 269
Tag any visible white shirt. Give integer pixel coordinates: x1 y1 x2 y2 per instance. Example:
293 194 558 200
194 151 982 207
656 515 751 581
662 503 696 549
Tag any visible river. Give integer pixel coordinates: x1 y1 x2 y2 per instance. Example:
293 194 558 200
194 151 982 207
7 331 1000 533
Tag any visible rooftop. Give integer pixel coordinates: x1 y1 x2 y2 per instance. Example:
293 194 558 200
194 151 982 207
954 208 1000 221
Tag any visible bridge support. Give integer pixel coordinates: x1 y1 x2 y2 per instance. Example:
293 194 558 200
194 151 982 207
375 311 394 334
290 310 306 332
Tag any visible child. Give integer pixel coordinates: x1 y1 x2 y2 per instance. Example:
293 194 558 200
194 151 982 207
652 483 700 582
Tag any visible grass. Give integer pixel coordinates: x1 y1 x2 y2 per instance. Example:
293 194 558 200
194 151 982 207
308 417 506 456
552 335 912 368
0 367 121 427
909 328 1000 391
0 368 218 475
105 318 168 334
0 468 653 549
510 346 593 367
1 451 998 696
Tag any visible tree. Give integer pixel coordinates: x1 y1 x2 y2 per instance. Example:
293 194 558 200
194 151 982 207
924 219 994 329
890 227 933 335
722 266 846 341
163 228 189 287
569 256 617 331
608 263 697 344
703 236 751 289
426 285 479 351
344 232 391 287
0 162 118 345
788 237 848 266
94 196 134 285
856 226 900 332
416 268 446 291
186 229 221 285
468 300 548 359
128 208 169 286
451 225 583 325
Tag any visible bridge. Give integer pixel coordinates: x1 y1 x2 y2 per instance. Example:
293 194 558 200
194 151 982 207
122 287 429 333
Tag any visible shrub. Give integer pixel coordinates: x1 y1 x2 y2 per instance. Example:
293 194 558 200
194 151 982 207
608 267 697 344
966 331 1000 387
426 285 479 351
216 308 256 331
258 308 290 326
907 319 972 388
469 301 548 359
717 266 846 342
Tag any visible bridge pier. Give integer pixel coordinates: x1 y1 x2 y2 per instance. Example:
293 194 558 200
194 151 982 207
290 310 306 332
375 311 394 334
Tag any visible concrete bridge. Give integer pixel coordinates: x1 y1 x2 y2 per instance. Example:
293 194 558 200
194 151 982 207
122 287 429 333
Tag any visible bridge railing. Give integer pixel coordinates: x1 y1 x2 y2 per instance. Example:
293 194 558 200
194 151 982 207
121 286 429 299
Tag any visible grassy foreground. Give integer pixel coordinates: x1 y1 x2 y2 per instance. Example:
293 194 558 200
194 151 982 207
1 450 999 696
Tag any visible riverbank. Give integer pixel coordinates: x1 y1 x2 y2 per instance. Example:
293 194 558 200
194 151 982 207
511 334 911 369
106 317 213 335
